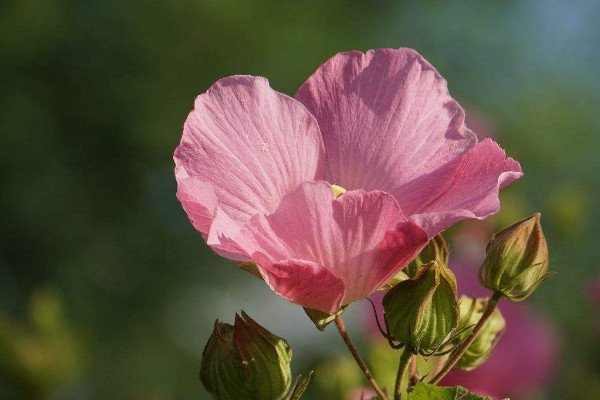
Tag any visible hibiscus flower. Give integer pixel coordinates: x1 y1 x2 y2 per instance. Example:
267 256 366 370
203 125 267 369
174 48 522 314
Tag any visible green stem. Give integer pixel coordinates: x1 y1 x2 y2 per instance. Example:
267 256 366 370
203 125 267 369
429 291 503 384
394 348 413 400
334 316 389 400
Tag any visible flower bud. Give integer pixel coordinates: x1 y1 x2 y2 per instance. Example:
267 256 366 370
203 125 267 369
405 234 449 278
454 296 506 371
479 213 554 301
380 235 449 291
200 311 292 400
383 261 459 355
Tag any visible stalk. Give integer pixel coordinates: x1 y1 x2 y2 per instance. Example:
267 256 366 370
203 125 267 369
334 316 389 400
394 348 412 400
429 291 503 384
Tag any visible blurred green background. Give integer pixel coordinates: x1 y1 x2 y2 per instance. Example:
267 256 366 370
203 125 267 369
1 0 599 399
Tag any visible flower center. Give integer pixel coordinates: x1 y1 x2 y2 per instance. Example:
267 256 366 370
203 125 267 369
331 184 346 199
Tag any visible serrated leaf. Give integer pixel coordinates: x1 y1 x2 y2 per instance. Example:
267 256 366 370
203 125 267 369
408 382 495 400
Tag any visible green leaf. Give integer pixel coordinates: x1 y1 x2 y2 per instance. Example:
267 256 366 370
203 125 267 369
408 382 497 400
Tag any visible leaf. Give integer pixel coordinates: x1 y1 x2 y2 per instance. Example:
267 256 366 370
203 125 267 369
408 382 497 400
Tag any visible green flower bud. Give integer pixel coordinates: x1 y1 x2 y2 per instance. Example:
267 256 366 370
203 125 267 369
479 213 554 301
383 261 459 355
405 234 449 278
200 311 292 400
454 296 506 371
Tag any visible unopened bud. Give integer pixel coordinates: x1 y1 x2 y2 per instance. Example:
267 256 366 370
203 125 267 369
405 234 449 278
381 235 449 291
383 261 459 355
454 296 505 370
200 311 292 400
479 213 554 301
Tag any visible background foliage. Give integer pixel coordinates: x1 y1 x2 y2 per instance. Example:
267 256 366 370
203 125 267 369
1 0 599 399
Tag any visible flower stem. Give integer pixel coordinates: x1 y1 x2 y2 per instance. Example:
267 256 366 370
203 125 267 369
408 354 419 390
394 347 412 400
429 291 503 384
334 315 388 400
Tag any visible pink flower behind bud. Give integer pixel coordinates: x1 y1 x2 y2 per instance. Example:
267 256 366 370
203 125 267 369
441 260 559 399
363 256 558 399
588 277 600 307
346 388 377 400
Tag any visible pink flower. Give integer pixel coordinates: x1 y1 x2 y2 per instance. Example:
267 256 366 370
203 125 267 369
588 277 600 307
174 48 522 314
442 302 558 399
346 388 377 400
588 277 600 334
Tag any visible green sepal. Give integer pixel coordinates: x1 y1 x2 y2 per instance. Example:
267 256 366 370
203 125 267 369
408 382 497 400
383 261 459 355
380 234 448 290
453 296 506 370
284 371 313 400
304 307 346 331
478 213 554 301
405 234 449 278
200 312 292 400
379 270 410 290
199 321 251 400
238 262 263 279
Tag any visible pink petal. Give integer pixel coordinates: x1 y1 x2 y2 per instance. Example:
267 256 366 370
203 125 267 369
346 388 377 400
234 181 427 313
295 48 477 215
265 259 345 313
174 76 324 257
175 170 218 235
409 139 523 237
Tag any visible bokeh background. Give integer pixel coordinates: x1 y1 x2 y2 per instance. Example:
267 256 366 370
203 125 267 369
1 0 599 399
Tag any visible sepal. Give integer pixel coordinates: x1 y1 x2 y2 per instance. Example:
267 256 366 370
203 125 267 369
199 312 292 400
304 307 346 331
453 296 506 370
383 261 459 355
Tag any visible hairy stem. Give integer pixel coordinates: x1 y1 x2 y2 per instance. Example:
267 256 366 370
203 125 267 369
429 291 503 384
334 316 389 400
394 348 413 400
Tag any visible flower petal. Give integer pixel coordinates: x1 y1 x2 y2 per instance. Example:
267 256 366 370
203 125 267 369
264 259 345 314
295 48 477 215
175 171 218 235
234 181 428 312
174 75 324 257
409 138 523 237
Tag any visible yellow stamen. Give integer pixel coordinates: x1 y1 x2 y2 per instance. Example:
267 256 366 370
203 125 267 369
331 184 347 198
